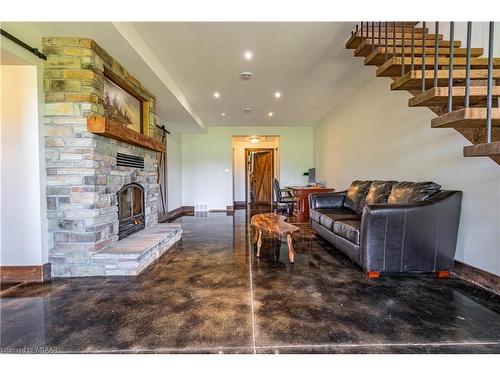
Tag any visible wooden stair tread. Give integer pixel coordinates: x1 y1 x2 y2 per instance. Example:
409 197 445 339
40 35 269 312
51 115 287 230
409 86 500 107
431 108 500 128
346 32 442 49
354 39 461 56
365 47 483 66
463 141 500 157
391 69 500 90
359 26 427 34
377 57 500 77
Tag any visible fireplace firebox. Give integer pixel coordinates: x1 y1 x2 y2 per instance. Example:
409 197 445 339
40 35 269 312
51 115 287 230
117 183 145 240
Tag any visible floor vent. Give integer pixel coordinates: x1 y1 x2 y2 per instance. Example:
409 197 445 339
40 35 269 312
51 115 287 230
194 203 209 212
116 153 144 169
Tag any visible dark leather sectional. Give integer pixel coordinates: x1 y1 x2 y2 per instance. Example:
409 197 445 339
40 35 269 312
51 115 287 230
309 181 462 276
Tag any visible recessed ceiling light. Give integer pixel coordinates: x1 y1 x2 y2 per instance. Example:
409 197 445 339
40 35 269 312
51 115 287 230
244 108 252 114
244 51 253 60
221 113 226 117
268 112 274 117
213 92 220 98
274 91 281 99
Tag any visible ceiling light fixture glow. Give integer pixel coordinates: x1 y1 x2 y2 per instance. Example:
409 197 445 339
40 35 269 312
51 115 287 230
221 113 226 117
274 91 281 99
268 112 274 117
213 92 220 98
244 51 253 60
249 137 260 144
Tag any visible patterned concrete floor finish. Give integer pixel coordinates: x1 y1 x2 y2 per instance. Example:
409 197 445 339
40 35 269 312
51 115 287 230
1 208 500 354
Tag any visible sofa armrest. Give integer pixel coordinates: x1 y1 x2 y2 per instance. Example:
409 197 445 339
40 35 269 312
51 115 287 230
359 191 462 273
309 191 346 210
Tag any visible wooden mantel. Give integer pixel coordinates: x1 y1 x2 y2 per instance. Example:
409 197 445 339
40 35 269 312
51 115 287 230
87 116 165 152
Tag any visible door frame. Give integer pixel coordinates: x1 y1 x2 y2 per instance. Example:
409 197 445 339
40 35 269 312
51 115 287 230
244 148 275 205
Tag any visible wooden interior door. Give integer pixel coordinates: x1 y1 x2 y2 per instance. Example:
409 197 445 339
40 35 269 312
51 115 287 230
247 149 273 204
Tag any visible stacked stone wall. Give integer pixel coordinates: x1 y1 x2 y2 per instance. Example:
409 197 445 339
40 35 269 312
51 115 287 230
43 37 161 277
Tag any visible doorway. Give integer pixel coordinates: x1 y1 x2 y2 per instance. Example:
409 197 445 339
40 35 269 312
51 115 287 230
231 135 280 208
245 148 274 205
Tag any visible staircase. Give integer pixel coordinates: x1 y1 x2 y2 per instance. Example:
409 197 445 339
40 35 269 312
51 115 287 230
346 22 500 164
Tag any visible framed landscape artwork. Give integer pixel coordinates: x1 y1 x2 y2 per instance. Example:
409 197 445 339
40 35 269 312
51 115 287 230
104 76 142 133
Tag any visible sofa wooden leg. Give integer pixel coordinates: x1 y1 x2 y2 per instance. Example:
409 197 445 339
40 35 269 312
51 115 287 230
435 270 450 278
367 271 381 279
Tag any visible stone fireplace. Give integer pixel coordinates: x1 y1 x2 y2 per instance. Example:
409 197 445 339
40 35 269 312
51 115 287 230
43 37 181 277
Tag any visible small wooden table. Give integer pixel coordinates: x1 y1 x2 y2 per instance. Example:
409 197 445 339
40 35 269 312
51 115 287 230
250 213 300 263
289 186 335 222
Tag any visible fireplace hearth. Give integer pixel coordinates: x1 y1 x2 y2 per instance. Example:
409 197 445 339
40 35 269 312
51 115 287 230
118 183 145 240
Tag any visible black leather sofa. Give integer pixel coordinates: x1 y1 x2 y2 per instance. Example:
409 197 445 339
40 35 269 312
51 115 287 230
309 181 462 277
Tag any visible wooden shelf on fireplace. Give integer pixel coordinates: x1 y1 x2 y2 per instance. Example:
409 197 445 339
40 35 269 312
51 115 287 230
87 116 165 152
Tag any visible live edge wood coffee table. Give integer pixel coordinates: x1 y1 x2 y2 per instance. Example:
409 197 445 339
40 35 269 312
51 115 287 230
250 213 300 263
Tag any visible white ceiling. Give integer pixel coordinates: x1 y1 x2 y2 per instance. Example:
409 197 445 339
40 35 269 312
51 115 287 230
1 22 374 133
133 22 374 128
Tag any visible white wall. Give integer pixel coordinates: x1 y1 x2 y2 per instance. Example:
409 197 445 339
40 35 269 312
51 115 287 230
1 65 48 266
232 137 280 202
314 76 500 276
182 126 313 209
431 22 500 56
166 130 183 211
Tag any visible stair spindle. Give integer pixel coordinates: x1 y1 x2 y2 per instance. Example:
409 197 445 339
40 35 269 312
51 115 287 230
410 22 415 71
433 22 439 88
422 22 426 92
486 21 494 143
385 21 388 62
393 22 396 58
448 22 455 113
464 22 472 108
377 22 381 48
372 22 375 52
361 21 364 38
402 22 406 76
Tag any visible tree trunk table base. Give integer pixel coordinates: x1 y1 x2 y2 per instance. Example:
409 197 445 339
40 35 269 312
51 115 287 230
250 213 300 263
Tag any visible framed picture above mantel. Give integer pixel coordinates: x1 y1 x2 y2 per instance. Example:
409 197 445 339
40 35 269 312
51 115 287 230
103 67 150 137
86 66 163 152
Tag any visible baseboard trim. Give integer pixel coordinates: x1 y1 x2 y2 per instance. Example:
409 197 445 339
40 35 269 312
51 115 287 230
0 263 51 283
233 201 247 208
160 206 194 222
452 260 500 295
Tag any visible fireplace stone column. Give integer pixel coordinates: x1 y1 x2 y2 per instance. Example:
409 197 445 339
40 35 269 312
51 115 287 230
43 37 162 277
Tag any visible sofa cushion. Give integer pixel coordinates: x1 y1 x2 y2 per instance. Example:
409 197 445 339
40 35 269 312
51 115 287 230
310 208 323 223
319 208 360 230
344 180 372 214
333 220 361 245
388 181 441 204
321 208 361 221
310 208 360 228
365 180 397 205
319 214 335 230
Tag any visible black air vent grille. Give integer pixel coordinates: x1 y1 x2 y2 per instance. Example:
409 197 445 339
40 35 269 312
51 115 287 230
116 153 144 169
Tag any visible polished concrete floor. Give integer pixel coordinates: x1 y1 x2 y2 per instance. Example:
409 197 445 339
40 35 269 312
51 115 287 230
1 208 500 353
